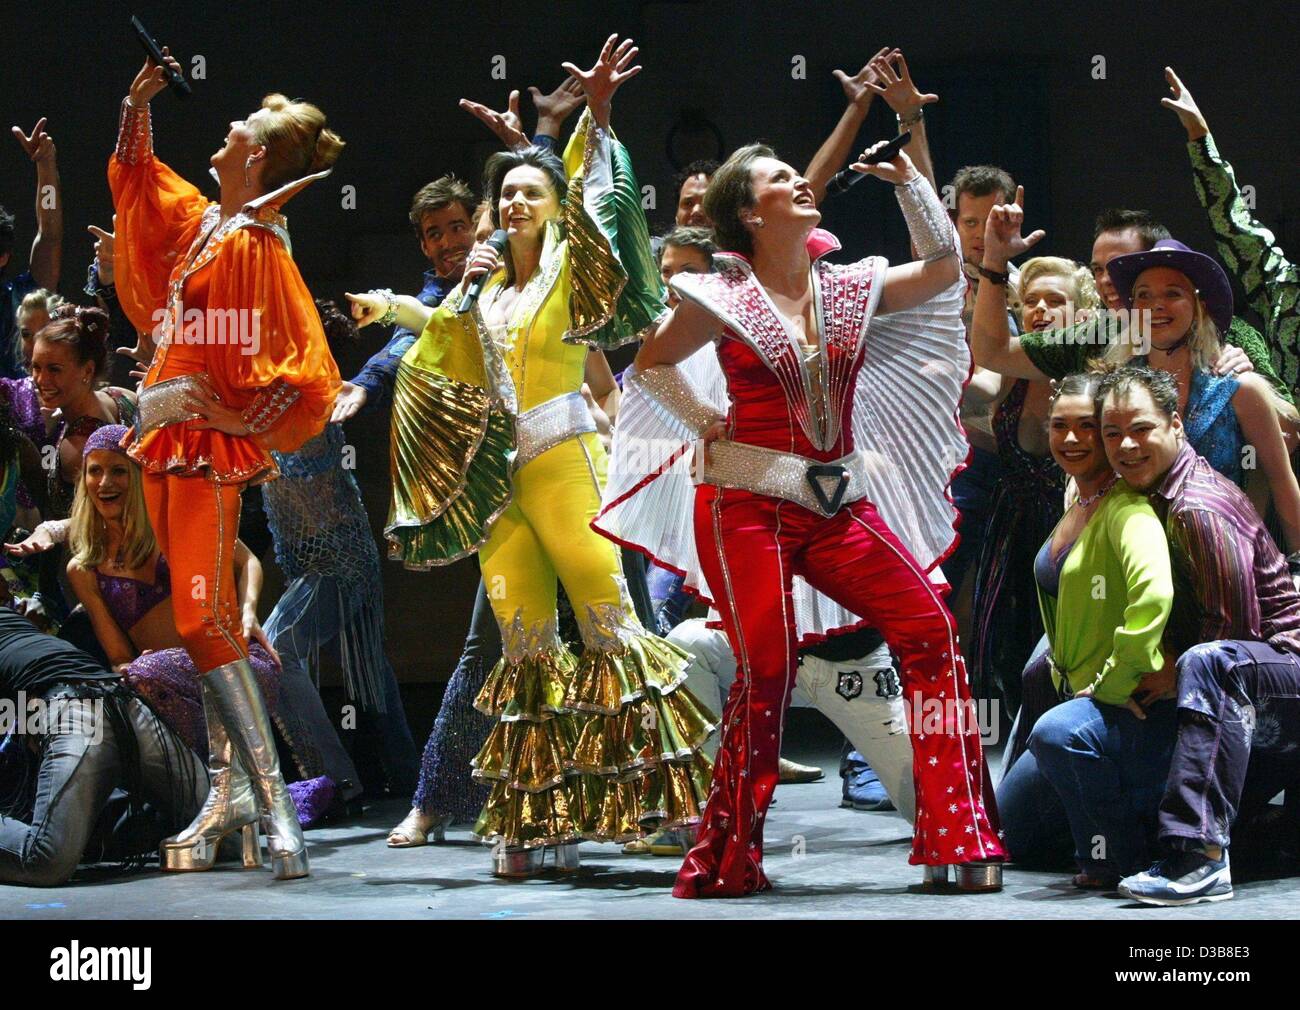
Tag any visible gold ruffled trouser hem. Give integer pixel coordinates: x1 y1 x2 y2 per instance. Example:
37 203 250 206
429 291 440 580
470 634 716 849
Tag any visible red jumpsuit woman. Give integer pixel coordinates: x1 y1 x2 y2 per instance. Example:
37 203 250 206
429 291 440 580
109 51 341 879
608 141 1006 897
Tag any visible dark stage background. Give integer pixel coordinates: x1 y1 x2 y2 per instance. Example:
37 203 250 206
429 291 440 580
5 0 1296 692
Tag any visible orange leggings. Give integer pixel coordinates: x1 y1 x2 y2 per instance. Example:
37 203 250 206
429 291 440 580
142 473 246 671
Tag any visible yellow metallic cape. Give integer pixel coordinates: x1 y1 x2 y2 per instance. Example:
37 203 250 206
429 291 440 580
384 304 516 567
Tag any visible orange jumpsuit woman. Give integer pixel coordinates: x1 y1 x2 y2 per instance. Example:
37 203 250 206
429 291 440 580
109 51 341 879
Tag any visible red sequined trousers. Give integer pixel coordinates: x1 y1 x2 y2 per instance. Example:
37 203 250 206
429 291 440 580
672 485 1005 899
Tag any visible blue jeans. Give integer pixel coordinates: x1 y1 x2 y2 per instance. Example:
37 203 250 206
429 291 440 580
999 696 1177 876
0 691 206 886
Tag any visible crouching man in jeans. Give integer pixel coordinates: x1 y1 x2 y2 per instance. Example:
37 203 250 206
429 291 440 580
1095 364 1300 905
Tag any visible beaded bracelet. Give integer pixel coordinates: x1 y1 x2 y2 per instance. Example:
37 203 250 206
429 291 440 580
374 289 398 327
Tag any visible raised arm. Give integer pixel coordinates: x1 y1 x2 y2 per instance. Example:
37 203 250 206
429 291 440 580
559 37 664 348
803 50 886 205
969 186 1050 379
1164 68 1299 393
562 33 642 132
109 50 212 335
11 119 62 291
850 147 959 315
346 290 434 335
530 78 585 143
863 49 939 193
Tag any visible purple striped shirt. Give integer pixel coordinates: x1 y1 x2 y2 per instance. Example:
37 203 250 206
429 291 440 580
1153 443 1300 655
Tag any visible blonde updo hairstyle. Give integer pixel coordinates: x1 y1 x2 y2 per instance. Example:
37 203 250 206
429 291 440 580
252 94 345 192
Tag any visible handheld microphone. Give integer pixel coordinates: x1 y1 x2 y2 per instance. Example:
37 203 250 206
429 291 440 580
131 16 192 98
456 229 508 314
825 167 867 197
824 131 913 198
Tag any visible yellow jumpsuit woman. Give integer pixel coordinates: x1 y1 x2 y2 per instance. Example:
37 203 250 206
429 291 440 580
387 110 713 870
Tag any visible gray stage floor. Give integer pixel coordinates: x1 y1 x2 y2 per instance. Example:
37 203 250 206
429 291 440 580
6 744 1300 919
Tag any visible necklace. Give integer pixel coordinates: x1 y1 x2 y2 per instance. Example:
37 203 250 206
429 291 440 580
1073 472 1118 510
1150 331 1193 357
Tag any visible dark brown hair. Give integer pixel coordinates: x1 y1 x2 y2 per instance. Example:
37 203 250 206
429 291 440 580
408 176 477 236
36 305 110 380
657 226 717 268
703 143 775 258
950 165 1017 207
1092 208 1171 247
1095 361 1179 418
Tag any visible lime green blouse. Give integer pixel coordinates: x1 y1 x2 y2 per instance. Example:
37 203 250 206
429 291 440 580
1036 483 1174 705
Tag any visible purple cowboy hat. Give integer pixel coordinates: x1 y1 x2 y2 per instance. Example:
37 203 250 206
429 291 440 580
1106 239 1233 332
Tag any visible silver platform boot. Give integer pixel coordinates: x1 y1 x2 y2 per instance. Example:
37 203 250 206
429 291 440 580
918 862 1004 893
549 841 582 872
160 679 261 871
492 844 546 878
205 659 309 880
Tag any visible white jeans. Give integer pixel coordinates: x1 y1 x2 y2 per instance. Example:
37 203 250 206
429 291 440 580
666 620 916 823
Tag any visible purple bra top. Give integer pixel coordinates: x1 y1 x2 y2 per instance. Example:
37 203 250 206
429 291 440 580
96 554 171 630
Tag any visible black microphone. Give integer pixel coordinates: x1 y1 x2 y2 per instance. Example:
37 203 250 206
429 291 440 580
456 229 508 314
825 168 867 197
131 16 193 98
824 131 913 199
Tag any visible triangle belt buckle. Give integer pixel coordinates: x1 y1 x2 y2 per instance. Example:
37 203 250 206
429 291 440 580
806 463 850 515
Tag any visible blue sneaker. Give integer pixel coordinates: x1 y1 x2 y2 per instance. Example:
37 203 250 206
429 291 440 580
840 750 894 811
1118 849 1233 906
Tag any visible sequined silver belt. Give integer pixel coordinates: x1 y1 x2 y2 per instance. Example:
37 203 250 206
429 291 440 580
135 372 217 436
514 391 596 471
697 440 868 517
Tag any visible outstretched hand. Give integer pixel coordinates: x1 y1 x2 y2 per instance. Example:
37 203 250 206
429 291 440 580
864 50 938 118
5 525 58 557
344 291 388 328
982 186 1045 268
12 118 55 163
332 380 368 423
562 34 642 130
459 91 527 149
832 47 891 110
1161 66 1208 141
529 77 585 135
89 224 115 285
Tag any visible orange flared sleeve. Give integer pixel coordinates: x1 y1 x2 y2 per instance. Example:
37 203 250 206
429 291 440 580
107 99 212 335
201 225 341 454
